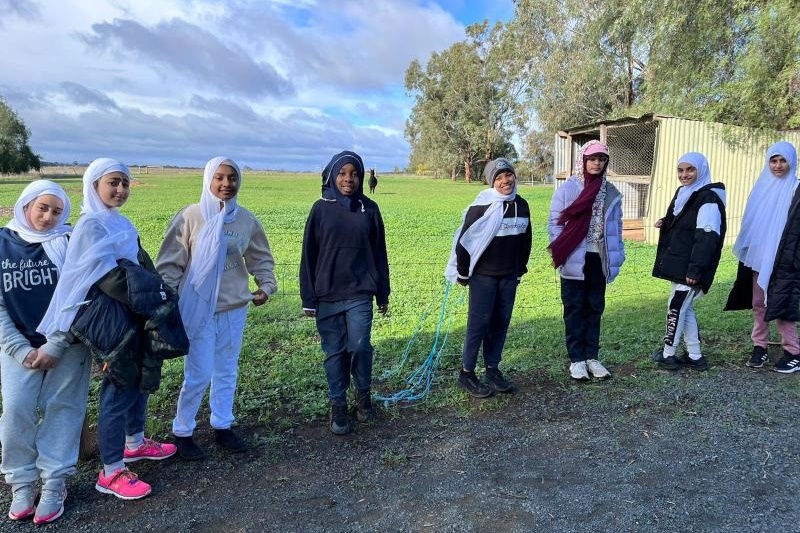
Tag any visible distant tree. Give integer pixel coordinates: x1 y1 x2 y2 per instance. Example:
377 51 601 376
405 22 526 182
0 98 41 173
517 130 553 182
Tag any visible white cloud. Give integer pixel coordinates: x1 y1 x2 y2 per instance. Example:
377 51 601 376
0 0 510 170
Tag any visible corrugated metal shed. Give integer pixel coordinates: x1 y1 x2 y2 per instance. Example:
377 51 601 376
555 114 800 244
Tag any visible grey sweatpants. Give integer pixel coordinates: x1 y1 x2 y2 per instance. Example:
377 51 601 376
0 343 91 486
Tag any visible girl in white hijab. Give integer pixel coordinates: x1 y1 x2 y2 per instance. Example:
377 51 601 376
652 152 726 371
156 157 276 459
0 181 91 524
727 141 800 371
38 159 176 502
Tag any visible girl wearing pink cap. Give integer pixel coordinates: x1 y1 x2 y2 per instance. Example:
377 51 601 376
548 140 625 381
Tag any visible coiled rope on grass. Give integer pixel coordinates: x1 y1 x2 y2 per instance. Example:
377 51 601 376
375 280 464 404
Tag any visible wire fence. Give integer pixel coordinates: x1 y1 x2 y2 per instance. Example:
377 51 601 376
255 224 745 348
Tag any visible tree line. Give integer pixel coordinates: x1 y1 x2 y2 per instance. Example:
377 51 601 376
405 0 800 182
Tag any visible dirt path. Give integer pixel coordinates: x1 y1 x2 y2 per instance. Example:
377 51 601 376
4 366 799 532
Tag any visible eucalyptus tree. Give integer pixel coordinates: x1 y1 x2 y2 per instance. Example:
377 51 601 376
405 22 526 181
508 0 800 132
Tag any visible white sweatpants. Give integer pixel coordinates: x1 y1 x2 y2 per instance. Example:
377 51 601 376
0 343 90 485
663 283 704 357
172 306 248 437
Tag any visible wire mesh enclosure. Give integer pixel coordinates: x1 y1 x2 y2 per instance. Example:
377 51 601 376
606 121 657 177
554 119 658 223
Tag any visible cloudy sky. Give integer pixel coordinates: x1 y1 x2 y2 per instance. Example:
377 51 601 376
0 0 514 171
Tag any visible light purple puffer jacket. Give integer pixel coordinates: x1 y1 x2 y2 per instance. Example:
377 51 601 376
547 176 625 282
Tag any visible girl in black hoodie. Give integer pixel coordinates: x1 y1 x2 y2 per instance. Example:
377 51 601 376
299 151 390 435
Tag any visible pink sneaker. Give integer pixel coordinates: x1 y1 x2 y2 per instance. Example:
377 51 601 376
123 438 177 463
95 469 152 500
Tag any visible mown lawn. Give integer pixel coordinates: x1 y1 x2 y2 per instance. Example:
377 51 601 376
0 172 755 434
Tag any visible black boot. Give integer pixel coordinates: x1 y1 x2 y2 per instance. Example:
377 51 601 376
174 435 206 460
330 403 353 435
355 390 375 423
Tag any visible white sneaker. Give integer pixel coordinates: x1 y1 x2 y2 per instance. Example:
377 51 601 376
586 359 611 379
569 361 589 381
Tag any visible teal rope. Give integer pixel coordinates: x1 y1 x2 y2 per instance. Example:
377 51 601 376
375 280 463 404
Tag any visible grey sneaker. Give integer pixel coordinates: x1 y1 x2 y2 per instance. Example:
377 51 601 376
457 370 494 398
33 486 67 525
8 483 36 520
569 361 589 381
586 359 611 379
651 347 665 362
214 429 247 453
484 367 515 393
658 355 681 370
676 352 709 371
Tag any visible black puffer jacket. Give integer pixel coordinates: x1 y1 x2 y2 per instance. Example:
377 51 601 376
70 258 189 392
727 186 800 321
766 187 800 321
652 183 727 293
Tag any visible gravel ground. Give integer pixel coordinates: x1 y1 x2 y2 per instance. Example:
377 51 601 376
3 363 799 533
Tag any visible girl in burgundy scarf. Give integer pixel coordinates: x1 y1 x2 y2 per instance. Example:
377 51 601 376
548 140 625 381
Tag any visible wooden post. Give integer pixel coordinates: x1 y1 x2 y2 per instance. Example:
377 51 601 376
79 413 96 461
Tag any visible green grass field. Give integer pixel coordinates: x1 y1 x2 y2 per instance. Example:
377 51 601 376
0 172 756 434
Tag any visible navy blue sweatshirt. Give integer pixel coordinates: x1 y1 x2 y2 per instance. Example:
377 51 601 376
0 228 60 347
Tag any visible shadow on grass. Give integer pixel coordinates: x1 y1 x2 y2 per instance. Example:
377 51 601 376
73 274 757 452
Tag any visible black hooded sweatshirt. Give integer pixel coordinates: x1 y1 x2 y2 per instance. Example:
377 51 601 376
299 151 390 309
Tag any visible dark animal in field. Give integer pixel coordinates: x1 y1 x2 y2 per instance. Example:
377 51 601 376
368 168 378 193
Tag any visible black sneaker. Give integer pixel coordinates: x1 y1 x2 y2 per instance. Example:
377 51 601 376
774 351 800 374
657 355 680 370
484 367 514 393
214 429 247 453
746 346 769 368
651 347 665 362
676 353 709 371
174 435 206 461
330 403 353 435
457 370 494 398
355 390 375 423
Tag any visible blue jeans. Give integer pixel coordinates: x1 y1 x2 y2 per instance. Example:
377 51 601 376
98 375 148 465
560 252 606 362
315 298 374 405
462 274 519 372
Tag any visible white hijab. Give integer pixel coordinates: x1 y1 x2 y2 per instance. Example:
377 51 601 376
178 157 240 337
5 180 72 269
445 183 517 283
733 141 799 292
38 158 140 335
673 152 712 215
